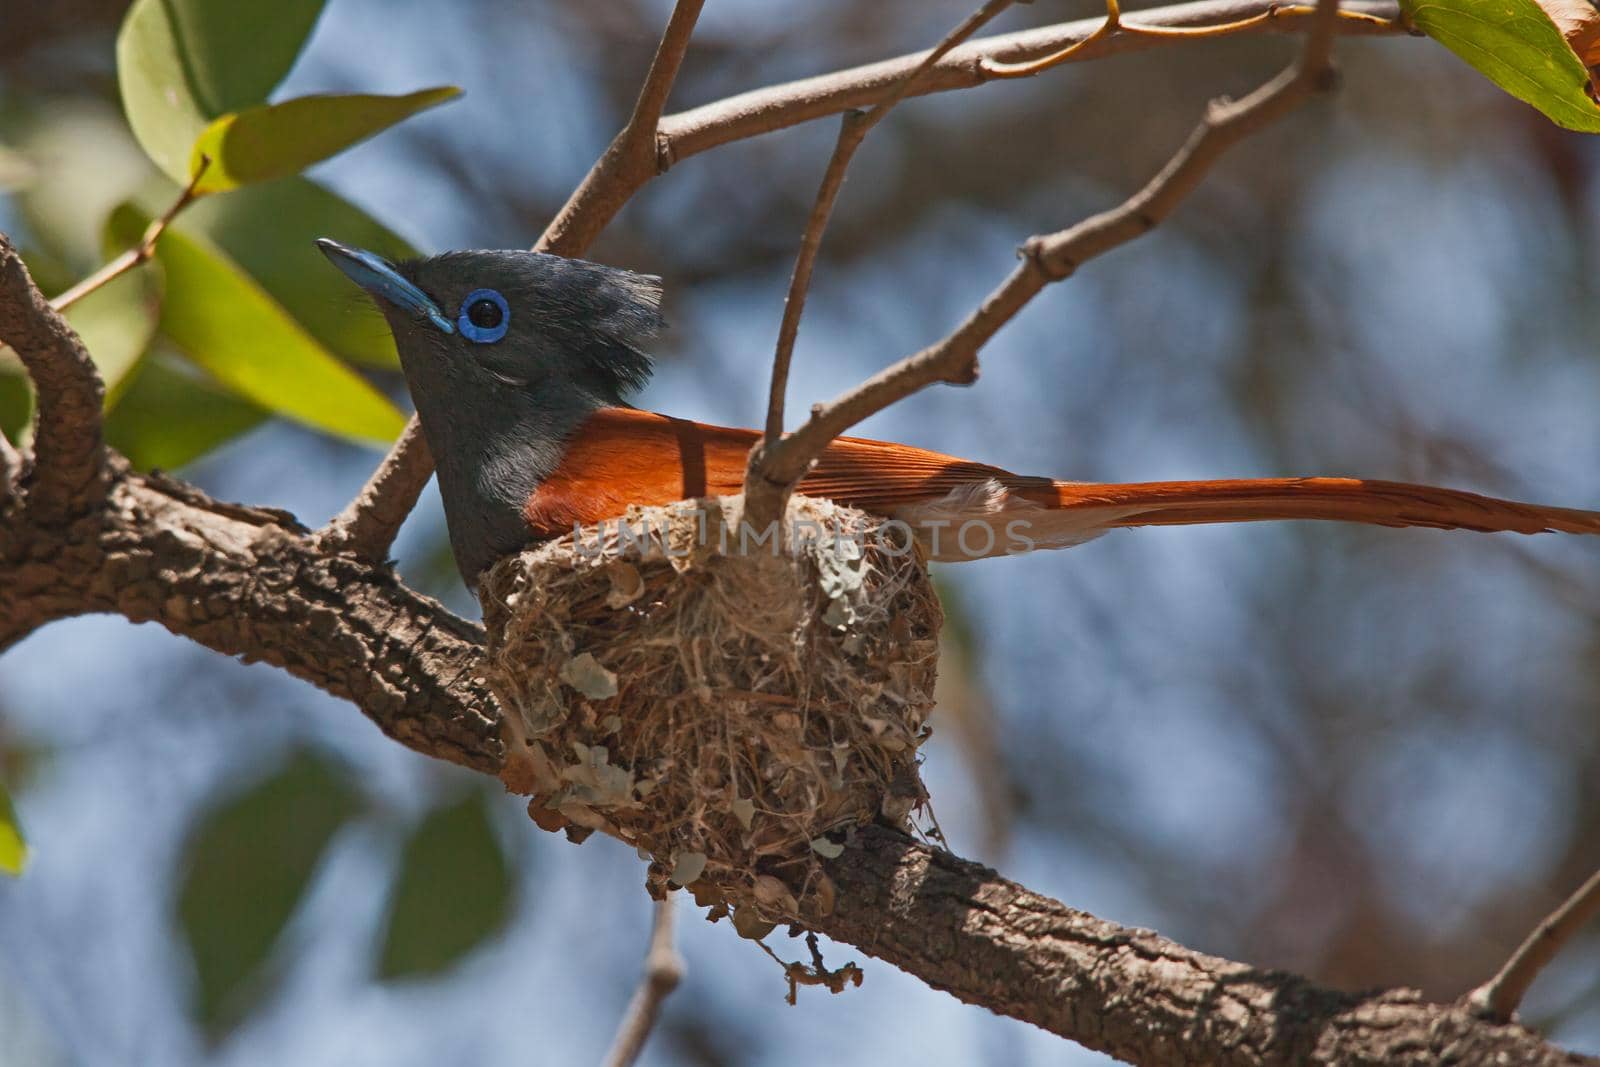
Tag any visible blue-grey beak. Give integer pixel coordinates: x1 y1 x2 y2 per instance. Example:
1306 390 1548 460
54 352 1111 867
315 238 455 335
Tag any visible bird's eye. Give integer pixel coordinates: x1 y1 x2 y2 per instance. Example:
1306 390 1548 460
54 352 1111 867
457 288 509 343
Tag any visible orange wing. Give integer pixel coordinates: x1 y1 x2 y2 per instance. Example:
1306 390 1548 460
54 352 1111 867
522 408 1014 537
521 408 1600 553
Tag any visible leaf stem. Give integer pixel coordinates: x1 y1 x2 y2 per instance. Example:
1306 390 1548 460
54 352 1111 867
50 155 211 313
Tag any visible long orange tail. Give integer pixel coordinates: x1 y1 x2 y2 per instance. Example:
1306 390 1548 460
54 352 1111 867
1044 477 1600 536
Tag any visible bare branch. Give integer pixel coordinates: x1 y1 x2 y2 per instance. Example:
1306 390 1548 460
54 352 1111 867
49 156 210 313
657 0 1401 167
1467 868 1600 1024
760 0 1017 456
602 895 685 1067
322 1 707 563
745 0 1346 518
537 0 708 259
0 233 106 520
318 0 1391 563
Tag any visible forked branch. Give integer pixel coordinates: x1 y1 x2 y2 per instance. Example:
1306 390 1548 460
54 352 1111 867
657 0 1400 165
742 0 1345 526
760 0 1018 448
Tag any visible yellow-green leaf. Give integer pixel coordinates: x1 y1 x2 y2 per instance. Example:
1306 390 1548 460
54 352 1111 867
116 0 327 181
0 781 27 876
190 88 460 192
1402 0 1600 132
111 203 405 445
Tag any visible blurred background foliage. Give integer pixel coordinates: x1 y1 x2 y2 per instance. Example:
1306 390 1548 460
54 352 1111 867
2 1 1599 1065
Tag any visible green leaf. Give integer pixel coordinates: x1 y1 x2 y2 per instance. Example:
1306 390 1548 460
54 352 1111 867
117 0 210 182
116 0 327 181
159 0 327 115
105 352 267 471
1402 0 1600 132
186 177 413 369
377 792 515 980
191 88 460 192
112 202 406 445
176 750 360 1041
0 781 28 877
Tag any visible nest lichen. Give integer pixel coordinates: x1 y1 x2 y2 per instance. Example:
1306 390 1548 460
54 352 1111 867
481 495 942 915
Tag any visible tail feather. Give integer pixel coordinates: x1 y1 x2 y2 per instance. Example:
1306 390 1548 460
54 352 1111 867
1038 477 1600 537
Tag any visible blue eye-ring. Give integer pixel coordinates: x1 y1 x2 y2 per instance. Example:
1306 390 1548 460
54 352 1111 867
458 288 510 343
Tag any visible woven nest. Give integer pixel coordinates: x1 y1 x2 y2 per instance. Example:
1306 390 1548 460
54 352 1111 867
481 495 941 919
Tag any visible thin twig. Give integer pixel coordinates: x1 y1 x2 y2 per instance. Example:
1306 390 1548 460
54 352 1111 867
0 232 106 519
1467 868 1600 1023
977 0 1393 78
746 0 1344 515
538 0 707 259
760 0 1017 453
323 2 706 563
658 0 1399 166
50 157 210 313
602 895 684 1067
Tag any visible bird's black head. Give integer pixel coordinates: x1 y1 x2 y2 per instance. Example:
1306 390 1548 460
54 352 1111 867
316 238 663 408
316 238 666 582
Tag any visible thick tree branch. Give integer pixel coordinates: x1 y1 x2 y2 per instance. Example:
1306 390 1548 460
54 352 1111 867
0 457 500 772
1467 868 1600 1024
321 0 706 563
0 234 105 522
815 825 1589 1066
743 0 1345 525
603 896 685 1067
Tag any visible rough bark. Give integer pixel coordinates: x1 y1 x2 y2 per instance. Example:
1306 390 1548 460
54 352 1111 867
818 826 1592 1066
0 458 500 772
